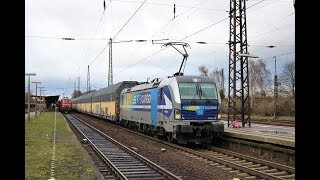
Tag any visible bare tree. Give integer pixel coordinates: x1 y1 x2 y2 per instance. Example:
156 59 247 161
248 59 272 104
199 65 209 77
72 90 83 98
210 68 225 99
279 60 295 98
198 65 225 99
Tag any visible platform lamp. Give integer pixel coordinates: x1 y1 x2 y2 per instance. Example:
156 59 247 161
38 87 45 114
40 89 46 114
25 73 36 123
236 53 259 127
31 81 41 118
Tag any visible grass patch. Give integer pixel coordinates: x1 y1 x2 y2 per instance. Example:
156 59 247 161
25 112 97 179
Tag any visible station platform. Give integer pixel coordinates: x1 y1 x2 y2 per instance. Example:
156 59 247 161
222 121 295 148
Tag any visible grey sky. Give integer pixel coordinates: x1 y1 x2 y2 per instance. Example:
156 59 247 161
25 0 295 98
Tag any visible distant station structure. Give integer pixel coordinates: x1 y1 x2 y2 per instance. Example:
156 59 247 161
30 95 60 110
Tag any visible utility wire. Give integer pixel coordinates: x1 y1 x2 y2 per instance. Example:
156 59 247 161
246 0 266 9
153 0 208 38
260 51 294 60
125 0 208 59
72 0 147 83
75 0 216 81
91 0 147 87
25 36 115 40
112 0 290 76
179 0 272 41
92 1 111 39
114 47 167 76
249 11 295 52
111 0 225 11
25 36 64 39
77 0 147 87
180 17 228 41
113 0 210 76
71 1 114 82
250 24 294 39
113 0 147 39
111 7 235 76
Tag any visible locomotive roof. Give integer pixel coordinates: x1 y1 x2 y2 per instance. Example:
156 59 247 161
174 75 216 83
129 82 155 92
124 75 216 93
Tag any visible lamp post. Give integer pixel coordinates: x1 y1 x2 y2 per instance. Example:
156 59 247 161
272 56 278 119
40 89 46 113
38 87 45 114
25 73 36 123
32 81 41 117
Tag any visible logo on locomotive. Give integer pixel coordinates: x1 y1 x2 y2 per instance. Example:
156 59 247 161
121 86 173 117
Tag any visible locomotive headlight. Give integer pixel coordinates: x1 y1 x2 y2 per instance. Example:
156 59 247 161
174 109 181 120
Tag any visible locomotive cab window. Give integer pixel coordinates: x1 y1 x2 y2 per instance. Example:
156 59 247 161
178 82 218 100
198 83 218 99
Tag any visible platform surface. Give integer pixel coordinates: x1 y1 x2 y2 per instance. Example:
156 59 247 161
222 121 295 148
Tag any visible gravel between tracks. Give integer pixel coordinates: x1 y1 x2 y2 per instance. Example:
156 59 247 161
73 113 236 180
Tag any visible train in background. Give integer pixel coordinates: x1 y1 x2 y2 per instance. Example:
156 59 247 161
59 97 72 113
71 75 224 144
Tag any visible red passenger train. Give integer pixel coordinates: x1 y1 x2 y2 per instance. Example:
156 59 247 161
59 97 72 113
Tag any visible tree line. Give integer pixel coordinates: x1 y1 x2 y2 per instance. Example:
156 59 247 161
199 60 295 116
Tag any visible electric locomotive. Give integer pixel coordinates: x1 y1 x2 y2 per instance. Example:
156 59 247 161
71 76 224 144
59 97 72 113
120 75 224 144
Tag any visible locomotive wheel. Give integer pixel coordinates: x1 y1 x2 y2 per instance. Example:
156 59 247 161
166 132 173 143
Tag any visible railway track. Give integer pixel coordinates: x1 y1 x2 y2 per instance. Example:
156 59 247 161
193 146 295 179
220 136 295 167
65 114 181 180
157 136 295 179
72 113 295 179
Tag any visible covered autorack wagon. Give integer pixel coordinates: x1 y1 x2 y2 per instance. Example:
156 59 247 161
91 81 139 121
79 91 96 114
71 95 84 112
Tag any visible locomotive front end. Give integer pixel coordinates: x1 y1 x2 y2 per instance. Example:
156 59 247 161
171 76 224 144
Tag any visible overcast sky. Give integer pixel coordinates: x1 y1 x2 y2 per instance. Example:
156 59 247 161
25 0 295 98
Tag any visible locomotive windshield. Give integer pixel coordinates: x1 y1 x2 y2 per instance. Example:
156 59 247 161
178 82 218 100
62 98 71 102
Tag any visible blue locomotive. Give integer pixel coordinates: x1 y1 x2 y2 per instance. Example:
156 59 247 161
72 75 224 144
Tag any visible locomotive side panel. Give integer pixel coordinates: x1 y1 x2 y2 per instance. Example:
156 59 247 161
120 85 175 132
120 89 155 125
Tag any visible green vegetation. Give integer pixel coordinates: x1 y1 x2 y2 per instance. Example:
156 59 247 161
25 112 98 179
